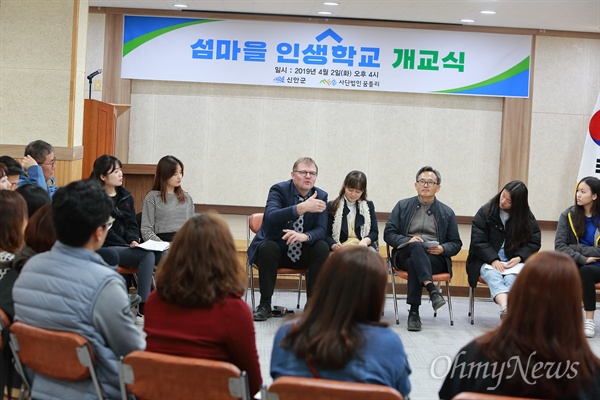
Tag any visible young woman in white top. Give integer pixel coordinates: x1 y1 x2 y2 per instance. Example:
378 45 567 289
141 155 194 243
325 170 379 252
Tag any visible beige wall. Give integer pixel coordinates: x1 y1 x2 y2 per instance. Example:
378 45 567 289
0 0 89 184
85 14 600 243
0 0 88 148
529 36 600 221
126 82 503 217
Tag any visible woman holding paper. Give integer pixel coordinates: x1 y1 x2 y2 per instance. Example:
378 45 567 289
555 176 600 338
326 170 379 252
466 180 541 319
90 154 155 324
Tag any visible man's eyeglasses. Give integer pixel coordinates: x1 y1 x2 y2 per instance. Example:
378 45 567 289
294 170 318 178
41 160 56 167
416 179 438 187
105 216 115 230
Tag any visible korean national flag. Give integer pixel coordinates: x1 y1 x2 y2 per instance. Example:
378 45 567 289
577 93 600 182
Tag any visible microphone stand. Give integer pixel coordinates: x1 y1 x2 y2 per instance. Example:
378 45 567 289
88 77 93 99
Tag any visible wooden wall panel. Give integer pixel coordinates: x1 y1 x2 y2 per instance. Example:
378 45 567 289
54 159 83 186
498 37 535 189
103 13 131 162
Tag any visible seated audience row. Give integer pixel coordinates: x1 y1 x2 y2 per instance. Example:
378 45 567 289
10 180 145 399
2 171 600 399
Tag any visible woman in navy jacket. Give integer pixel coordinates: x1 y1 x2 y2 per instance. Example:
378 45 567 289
326 171 378 252
90 154 155 324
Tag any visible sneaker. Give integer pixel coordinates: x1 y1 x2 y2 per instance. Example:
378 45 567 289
584 319 596 338
135 312 144 326
407 311 422 332
499 308 507 320
253 303 272 321
430 290 446 311
129 294 141 308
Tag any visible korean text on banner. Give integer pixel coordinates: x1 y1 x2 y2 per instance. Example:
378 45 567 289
121 16 532 98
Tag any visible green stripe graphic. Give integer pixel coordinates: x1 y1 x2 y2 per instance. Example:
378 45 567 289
123 19 219 57
435 56 530 93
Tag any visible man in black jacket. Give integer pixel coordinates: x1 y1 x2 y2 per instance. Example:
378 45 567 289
384 166 462 332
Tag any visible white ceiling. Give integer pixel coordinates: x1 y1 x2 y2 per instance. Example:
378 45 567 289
89 0 600 33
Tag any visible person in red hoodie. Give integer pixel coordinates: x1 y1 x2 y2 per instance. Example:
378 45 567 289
144 212 262 396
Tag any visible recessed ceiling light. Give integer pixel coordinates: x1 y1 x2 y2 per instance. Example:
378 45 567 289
460 19 475 23
480 10 496 15
323 2 340 5
318 11 333 15
173 4 189 8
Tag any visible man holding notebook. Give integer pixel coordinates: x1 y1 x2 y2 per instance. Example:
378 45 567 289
384 166 462 332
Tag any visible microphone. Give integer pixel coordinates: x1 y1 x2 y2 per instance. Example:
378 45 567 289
87 69 102 80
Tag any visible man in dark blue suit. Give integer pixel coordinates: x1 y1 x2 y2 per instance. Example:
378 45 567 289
247 157 329 321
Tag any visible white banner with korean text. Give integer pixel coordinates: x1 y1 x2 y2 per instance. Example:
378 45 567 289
122 16 532 98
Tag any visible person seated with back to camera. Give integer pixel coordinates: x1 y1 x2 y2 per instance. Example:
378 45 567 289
15 184 51 218
144 213 262 396
326 170 379 252
12 180 144 399
0 191 28 310
467 180 541 320
270 246 411 399
0 204 53 322
439 251 600 399
0 191 28 400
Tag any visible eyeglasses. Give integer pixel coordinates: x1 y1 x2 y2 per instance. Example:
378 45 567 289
41 160 56 167
105 216 115 230
294 170 318 178
416 179 438 187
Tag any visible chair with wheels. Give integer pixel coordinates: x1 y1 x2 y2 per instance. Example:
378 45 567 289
386 244 454 325
119 350 250 400
9 321 104 399
262 376 403 400
245 213 308 310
